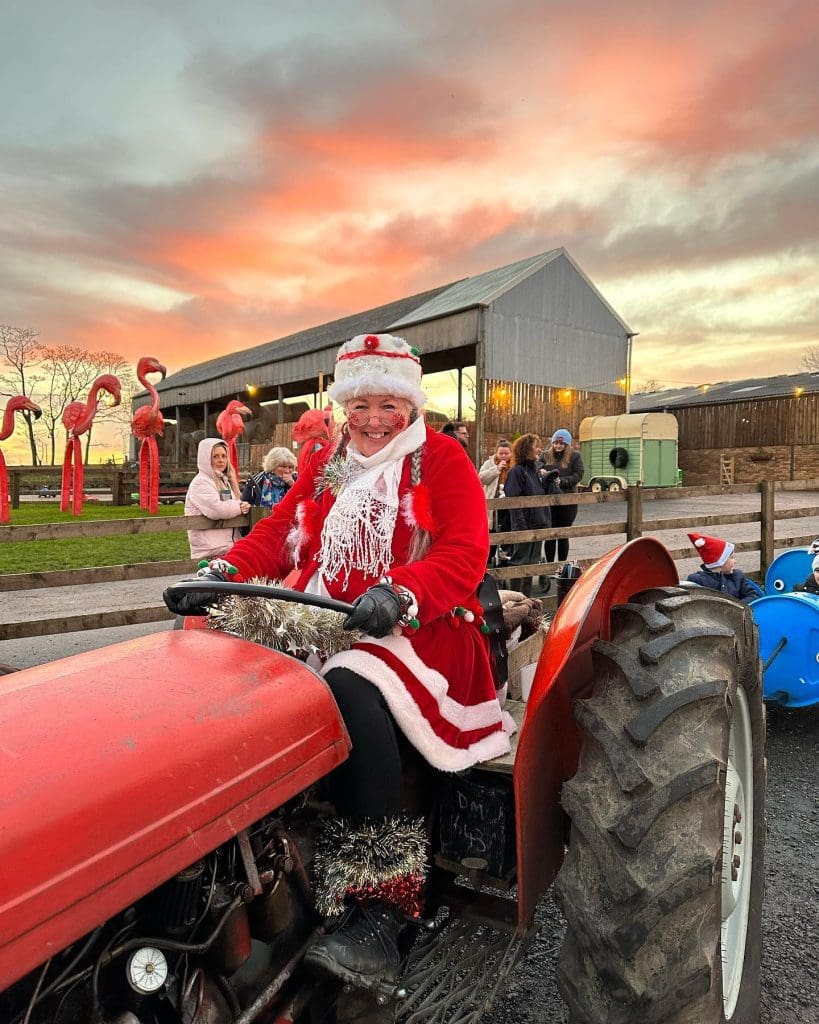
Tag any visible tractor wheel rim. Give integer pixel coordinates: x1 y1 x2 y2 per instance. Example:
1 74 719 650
721 685 753 1018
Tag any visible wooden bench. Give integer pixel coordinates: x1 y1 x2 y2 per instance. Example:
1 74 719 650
476 699 525 776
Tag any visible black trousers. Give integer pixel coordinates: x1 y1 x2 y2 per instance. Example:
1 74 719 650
509 540 541 597
543 504 578 563
324 667 405 823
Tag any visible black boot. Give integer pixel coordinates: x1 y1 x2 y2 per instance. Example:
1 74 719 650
305 817 427 987
305 900 403 983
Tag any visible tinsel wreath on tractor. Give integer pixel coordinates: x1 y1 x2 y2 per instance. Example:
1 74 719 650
206 578 362 659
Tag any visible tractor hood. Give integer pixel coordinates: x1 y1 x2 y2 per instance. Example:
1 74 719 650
0 630 349 990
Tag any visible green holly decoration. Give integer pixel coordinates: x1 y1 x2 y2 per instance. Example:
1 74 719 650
480 623 492 634
411 346 421 356
454 606 466 616
409 617 420 630
198 559 209 569
227 565 239 576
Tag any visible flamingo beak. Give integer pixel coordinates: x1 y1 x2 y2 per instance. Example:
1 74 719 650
32 407 42 420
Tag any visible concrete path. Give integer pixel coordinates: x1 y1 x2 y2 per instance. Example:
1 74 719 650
4 488 819 671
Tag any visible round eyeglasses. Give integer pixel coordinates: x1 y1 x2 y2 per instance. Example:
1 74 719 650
346 410 404 429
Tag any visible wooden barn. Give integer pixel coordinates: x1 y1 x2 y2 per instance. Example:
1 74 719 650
632 372 819 485
135 248 632 466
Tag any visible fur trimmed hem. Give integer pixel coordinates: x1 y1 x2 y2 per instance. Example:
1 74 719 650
321 647 512 772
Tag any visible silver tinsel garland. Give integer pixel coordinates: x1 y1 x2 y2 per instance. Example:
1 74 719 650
313 816 428 916
207 577 361 659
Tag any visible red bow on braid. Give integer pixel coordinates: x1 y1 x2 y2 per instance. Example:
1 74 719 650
400 483 435 534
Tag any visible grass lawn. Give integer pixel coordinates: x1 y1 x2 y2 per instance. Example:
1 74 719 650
0 502 191 573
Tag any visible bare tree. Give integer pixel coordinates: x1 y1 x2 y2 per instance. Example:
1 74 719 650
38 346 135 464
84 351 136 463
633 378 663 395
0 325 43 464
801 347 819 372
38 345 101 465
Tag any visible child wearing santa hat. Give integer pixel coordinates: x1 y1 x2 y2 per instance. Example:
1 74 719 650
686 532 760 603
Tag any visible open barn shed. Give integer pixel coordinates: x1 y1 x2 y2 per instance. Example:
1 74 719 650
134 248 632 467
632 372 819 484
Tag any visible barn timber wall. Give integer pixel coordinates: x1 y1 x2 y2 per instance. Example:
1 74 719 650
679 445 819 486
481 379 624 458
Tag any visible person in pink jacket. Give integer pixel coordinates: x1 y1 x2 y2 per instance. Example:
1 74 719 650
185 438 250 560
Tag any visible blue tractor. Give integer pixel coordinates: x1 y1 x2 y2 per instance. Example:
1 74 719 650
751 548 819 708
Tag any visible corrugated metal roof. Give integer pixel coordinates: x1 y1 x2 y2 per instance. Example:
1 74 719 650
150 247 630 399
388 250 561 328
154 282 455 394
631 371 819 410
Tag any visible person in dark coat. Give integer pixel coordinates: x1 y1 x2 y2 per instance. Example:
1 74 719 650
537 428 584 564
686 532 760 603
441 421 469 450
794 554 819 594
241 446 297 509
504 433 550 596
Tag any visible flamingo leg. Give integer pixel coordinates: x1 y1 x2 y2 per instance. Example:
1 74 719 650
60 440 73 513
148 436 160 514
72 436 83 516
229 439 239 478
0 451 8 525
139 438 150 511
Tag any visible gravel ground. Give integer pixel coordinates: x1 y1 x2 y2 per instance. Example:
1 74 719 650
4 489 818 1020
483 703 819 1024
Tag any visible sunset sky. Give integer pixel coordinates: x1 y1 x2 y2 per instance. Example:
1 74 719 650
2 0 818 461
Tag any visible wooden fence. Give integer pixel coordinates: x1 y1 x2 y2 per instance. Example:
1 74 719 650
5 467 198 507
3 481 819 642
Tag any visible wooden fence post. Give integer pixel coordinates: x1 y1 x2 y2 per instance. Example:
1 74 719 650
10 470 20 509
760 480 775 575
626 484 643 540
248 506 269 530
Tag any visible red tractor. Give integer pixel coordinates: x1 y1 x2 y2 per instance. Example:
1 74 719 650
0 538 765 1024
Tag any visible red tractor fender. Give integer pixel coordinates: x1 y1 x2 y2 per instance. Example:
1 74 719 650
0 630 349 991
514 537 678 930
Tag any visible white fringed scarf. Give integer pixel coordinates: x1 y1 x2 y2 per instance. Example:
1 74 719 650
317 415 426 587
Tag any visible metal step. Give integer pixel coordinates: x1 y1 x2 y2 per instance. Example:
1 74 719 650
395 913 528 1024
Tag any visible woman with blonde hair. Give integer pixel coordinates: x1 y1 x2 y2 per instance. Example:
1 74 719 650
241 446 297 509
166 332 512 987
503 433 551 596
185 438 250 560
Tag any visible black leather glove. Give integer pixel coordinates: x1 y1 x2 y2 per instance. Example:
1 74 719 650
544 469 560 482
343 583 403 638
163 571 227 617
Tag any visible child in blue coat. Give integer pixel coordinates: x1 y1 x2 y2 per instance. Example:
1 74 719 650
686 532 760 604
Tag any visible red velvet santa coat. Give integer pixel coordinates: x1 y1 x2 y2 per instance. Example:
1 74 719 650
223 425 512 771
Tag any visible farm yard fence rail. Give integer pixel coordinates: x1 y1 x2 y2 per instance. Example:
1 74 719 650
3 481 819 641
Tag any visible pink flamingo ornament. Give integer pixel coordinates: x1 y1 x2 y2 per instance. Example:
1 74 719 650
216 400 252 477
131 356 166 514
0 397 42 524
61 374 122 516
292 408 332 477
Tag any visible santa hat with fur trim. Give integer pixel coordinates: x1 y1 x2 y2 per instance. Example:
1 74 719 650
328 334 425 408
688 532 735 568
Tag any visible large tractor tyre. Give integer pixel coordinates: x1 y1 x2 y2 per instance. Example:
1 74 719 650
555 586 765 1024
